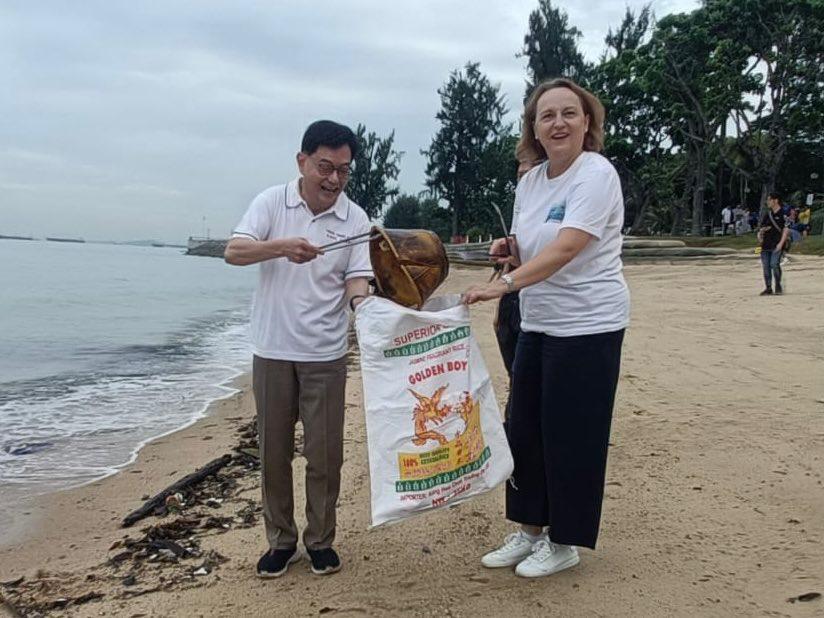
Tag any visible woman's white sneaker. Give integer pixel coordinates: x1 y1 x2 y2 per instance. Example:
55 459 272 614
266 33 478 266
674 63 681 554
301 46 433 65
515 540 579 578
481 531 543 568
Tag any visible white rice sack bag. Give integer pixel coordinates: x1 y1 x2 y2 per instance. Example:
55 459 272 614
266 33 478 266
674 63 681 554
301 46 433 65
355 294 514 527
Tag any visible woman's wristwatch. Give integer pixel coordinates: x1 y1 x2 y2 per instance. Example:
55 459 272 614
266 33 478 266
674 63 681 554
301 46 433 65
501 273 515 292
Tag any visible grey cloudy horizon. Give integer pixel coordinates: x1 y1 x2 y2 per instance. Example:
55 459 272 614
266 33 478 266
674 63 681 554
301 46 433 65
1 0 697 243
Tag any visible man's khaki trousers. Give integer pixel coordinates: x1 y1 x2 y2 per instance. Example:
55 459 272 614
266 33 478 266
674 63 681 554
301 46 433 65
252 355 347 550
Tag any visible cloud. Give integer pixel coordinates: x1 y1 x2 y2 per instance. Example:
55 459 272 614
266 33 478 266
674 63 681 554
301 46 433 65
0 0 698 242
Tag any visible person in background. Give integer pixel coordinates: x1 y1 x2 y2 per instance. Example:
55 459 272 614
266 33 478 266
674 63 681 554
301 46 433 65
798 205 812 238
787 208 803 244
225 120 372 578
494 157 547 425
758 192 790 296
721 204 733 235
733 204 746 234
748 208 759 233
493 159 541 413
463 78 629 578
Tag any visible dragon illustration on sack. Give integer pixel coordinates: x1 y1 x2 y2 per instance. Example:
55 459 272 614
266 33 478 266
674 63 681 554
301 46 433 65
409 385 451 446
408 386 484 461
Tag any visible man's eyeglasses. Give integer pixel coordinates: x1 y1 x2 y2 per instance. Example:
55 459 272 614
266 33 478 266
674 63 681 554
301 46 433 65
314 158 352 179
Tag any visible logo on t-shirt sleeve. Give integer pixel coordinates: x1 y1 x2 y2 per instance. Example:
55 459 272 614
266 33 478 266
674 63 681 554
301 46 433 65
544 201 566 223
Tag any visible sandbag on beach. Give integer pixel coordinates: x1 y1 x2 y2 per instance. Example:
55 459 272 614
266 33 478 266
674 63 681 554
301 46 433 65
355 294 514 527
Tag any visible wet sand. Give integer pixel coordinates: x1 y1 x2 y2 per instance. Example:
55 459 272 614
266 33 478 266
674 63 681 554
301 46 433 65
2 259 823 617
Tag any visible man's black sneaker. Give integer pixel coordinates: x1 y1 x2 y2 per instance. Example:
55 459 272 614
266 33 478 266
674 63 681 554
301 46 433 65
759 288 773 296
775 285 783 295
307 547 342 575
256 547 300 578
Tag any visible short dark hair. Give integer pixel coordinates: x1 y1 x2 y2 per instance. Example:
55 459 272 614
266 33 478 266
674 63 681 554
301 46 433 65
301 120 358 158
768 191 782 201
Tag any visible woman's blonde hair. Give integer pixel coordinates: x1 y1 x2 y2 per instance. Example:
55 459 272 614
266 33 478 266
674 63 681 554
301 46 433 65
515 78 605 164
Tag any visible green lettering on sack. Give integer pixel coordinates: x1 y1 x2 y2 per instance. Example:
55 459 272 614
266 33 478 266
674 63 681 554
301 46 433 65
382 326 470 358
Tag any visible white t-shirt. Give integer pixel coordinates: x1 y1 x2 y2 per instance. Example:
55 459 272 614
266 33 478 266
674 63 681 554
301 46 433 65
232 178 373 362
510 152 630 337
722 207 733 224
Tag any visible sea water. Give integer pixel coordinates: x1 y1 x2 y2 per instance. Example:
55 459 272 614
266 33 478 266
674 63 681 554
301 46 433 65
0 239 257 535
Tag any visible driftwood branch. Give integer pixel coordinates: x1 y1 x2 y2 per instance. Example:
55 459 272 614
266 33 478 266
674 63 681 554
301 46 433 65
122 454 233 527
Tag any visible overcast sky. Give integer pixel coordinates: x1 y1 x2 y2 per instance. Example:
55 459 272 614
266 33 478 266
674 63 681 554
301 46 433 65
1 0 698 243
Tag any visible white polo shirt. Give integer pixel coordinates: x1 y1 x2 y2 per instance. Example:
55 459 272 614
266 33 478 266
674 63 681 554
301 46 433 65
232 178 373 362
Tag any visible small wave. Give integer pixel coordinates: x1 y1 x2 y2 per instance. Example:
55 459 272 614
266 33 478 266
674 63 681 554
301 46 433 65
1 442 54 456
0 311 248 405
0 311 252 493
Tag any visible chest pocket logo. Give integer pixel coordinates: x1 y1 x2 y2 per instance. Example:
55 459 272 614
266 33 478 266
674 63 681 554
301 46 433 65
544 201 566 223
325 229 348 242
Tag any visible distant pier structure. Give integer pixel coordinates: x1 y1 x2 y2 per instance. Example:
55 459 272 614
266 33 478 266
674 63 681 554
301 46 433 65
186 236 228 257
446 237 740 264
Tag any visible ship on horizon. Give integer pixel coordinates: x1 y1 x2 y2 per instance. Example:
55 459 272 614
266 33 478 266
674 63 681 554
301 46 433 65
0 234 35 241
46 237 85 243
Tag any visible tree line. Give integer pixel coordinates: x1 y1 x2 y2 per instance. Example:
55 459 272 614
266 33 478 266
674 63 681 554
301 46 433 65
348 0 824 240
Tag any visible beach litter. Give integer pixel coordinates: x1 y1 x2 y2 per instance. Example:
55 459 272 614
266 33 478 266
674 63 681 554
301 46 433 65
1 415 261 615
787 592 821 603
164 493 184 512
0 578 106 617
122 455 233 527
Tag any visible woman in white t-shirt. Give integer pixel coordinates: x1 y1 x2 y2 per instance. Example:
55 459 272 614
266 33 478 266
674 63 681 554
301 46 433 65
463 78 629 578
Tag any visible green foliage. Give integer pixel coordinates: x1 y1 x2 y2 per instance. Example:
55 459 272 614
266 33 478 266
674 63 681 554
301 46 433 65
590 4 678 234
382 195 453 241
422 62 510 237
383 195 421 229
634 7 754 234
346 124 403 220
520 0 588 95
777 142 824 198
717 0 824 207
411 1 824 238
603 5 651 59
465 226 486 241
469 133 519 236
418 198 452 242
811 209 824 236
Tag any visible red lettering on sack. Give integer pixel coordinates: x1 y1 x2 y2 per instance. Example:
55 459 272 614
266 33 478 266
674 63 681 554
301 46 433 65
408 363 445 385
392 324 444 347
408 359 469 385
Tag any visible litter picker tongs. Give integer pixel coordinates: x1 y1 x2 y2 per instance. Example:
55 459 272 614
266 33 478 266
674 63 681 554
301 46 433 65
317 230 381 252
488 203 513 281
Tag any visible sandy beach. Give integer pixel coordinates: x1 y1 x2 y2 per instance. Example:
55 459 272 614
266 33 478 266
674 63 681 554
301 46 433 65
2 259 823 617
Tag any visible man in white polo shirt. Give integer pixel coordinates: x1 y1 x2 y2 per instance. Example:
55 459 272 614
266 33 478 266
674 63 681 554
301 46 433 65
225 120 372 578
